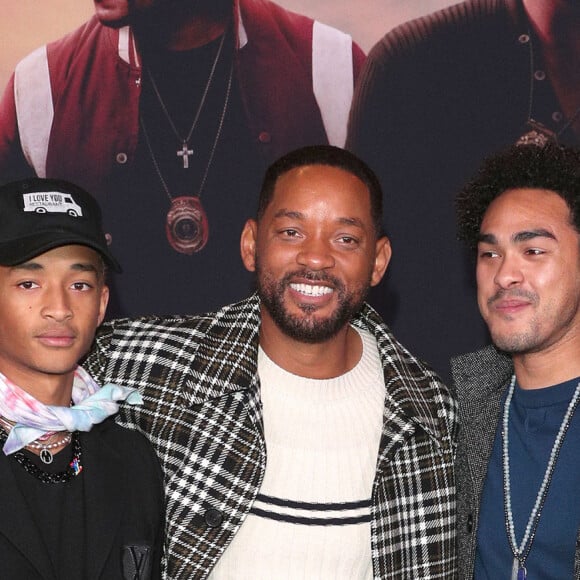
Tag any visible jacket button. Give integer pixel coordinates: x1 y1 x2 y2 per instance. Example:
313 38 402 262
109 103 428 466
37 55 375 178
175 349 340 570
258 131 271 143
116 152 128 164
467 514 474 534
204 508 223 528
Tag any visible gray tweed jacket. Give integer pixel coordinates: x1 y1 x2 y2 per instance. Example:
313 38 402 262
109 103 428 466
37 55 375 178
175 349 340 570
85 295 457 579
451 345 580 579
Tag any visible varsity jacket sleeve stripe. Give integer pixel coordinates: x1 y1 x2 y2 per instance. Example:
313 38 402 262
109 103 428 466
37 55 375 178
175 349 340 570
312 20 354 147
14 45 53 177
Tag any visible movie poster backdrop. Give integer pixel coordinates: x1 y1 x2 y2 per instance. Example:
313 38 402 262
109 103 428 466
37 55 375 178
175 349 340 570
3 0 576 382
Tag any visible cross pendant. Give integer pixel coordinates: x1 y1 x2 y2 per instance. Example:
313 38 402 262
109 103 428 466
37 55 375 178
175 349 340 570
177 142 194 169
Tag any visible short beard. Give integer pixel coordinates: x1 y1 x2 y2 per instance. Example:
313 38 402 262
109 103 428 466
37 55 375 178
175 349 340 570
491 329 540 354
256 266 370 343
486 288 541 354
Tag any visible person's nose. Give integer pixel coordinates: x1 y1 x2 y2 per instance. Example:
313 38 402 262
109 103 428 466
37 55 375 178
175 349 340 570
41 286 73 322
493 253 524 289
296 236 335 271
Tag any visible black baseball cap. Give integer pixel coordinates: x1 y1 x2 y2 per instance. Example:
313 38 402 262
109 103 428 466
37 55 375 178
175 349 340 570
0 178 121 272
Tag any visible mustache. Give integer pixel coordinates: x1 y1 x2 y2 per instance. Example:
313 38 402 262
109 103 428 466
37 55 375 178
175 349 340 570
487 288 537 306
281 269 342 287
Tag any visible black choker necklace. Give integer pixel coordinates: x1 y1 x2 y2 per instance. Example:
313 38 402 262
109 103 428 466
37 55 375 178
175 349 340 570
0 428 83 484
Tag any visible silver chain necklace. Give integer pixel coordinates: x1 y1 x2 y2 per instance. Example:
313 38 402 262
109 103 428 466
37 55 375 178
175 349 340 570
502 375 580 580
145 31 227 169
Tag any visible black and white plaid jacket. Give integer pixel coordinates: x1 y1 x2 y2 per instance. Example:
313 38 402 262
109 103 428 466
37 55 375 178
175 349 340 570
86 295 457 579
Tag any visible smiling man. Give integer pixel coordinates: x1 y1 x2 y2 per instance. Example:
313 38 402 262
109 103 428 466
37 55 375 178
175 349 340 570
0 178 164 579
453 143 580 579
86 145 457 579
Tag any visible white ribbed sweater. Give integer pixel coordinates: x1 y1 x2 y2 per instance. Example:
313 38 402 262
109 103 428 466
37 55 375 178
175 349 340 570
210 327 385 579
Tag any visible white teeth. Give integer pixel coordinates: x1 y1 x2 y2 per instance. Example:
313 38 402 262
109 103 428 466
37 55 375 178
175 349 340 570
290 283 333 297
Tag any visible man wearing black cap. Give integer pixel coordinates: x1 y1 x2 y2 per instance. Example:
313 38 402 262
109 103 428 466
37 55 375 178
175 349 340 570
0 178 164 579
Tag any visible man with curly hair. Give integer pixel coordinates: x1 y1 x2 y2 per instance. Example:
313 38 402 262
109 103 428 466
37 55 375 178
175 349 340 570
347 0 580 384
453 143 580 579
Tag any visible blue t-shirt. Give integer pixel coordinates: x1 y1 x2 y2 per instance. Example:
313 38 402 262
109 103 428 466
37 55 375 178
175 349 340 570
475 377 580 579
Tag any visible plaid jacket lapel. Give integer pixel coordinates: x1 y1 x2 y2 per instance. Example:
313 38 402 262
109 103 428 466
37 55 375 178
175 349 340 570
353 303 458 579
88 296 266 579
354 303 452 446
181 295 262 403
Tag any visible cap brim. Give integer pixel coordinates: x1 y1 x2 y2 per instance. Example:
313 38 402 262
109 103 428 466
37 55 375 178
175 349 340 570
0 233 122 273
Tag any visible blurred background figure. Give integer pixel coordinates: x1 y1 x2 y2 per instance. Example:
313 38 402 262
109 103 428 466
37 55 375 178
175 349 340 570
348 0 580 381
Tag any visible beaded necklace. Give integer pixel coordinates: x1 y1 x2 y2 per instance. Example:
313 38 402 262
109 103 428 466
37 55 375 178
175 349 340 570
502 375 580 580
0 414 71 464
0 427 83 484
27 432 73 464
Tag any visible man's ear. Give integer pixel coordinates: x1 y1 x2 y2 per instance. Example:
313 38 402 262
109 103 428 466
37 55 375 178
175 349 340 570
240 219 258 272
370 236 392 287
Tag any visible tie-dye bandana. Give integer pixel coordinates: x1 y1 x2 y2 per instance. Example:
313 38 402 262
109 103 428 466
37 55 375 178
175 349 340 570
0 366 142 455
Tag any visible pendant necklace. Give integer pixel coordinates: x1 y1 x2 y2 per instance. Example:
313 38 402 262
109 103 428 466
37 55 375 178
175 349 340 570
146 30 227 169
27 432 73 464
140 33 233 254
517 30 580 147
502 376 580 580
0 414 72 464
0 426 83 484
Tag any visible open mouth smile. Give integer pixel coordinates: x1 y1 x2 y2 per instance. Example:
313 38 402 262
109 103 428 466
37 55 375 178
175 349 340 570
289 283 334 297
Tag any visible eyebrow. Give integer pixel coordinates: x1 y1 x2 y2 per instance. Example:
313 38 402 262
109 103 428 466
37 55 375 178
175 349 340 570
478 229 557 244
12 262 99 274
273 209 366 229
274 209 304 220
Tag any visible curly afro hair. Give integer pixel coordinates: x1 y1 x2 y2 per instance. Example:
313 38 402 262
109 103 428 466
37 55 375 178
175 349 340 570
456 142 580 251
